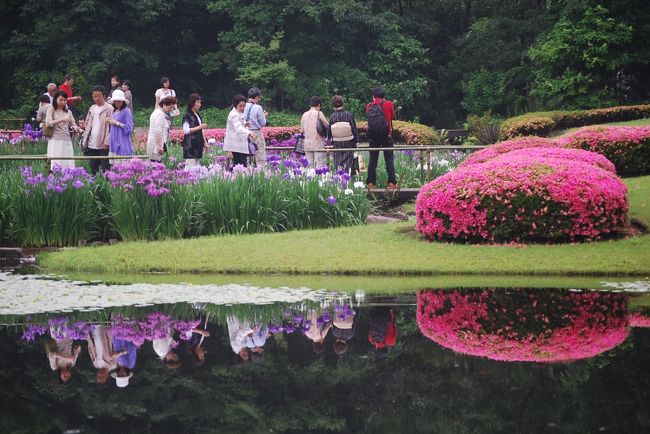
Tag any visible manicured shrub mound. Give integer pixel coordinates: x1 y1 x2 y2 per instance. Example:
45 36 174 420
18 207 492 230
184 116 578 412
501 104 650 138
416 157 629 243
416 289 629 362
558 126 650 176
460 136 559 166
489 147 616 173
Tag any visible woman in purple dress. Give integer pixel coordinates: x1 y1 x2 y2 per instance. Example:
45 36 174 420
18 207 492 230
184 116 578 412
107 89 134 164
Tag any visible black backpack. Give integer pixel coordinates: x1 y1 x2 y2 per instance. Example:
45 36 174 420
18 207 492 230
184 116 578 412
366 100 389 141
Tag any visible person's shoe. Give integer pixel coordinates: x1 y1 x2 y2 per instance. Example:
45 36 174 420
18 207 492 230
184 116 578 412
387 183 398 190
367 183 375 189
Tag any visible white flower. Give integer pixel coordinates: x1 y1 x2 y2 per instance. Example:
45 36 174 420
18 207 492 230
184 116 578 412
353 181 365 189
305 168 316 178
438 159 449 167
207 138 216 145
344 188 354 195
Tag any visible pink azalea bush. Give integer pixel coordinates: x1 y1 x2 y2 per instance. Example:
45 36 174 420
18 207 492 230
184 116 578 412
416 289 629 363
460 136 559 166
416 157 628 243
488 147 616 173
558 125 650 176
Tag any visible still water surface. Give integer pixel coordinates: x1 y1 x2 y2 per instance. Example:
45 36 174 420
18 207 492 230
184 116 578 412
0 272 649 433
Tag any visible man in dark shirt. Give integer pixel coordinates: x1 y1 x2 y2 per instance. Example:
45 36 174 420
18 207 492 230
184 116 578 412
366 87 397 189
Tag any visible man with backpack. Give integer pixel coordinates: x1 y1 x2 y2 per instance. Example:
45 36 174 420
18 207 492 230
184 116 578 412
366 87 397 189
368 306 397 358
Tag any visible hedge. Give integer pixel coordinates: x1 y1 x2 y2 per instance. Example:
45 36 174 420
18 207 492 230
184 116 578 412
501 104 650 138
133 121 440 150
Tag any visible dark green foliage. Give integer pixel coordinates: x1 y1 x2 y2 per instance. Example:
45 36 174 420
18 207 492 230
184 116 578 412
0 0 648 128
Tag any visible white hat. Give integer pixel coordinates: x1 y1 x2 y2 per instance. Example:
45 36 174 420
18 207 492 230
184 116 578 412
110 89 127 103
111 371 133 388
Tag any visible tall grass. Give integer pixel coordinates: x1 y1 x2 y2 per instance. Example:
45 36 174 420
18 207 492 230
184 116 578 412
10 174 97 247
0 171 16 243
108 182 196 241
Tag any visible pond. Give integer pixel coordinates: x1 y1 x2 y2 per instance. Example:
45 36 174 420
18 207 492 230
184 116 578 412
0 270 649 433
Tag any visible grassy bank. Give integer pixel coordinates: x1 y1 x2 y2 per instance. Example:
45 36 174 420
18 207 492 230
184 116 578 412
39 177 650 277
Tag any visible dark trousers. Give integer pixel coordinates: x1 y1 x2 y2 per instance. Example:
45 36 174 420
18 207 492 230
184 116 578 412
85 147 110 175
232 152 248 168
367 136 396 185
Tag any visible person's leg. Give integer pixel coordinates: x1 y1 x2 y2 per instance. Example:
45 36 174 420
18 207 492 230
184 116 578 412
232 152 247 167
366 142 379 186
86 148 100 175
305 151 316 167
383 138 396 185
254 133 266 168
341 142 355 174
315 149 326 169
99 149 110 173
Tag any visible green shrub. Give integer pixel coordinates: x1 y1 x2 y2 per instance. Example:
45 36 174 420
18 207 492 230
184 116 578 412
466 113 503 145
501 104 650 138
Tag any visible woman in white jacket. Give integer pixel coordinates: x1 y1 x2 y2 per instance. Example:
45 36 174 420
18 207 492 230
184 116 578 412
223 94 257 168
147 96 177 162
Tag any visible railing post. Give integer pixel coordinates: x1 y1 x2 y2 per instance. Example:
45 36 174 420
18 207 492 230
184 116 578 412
426 149 432 182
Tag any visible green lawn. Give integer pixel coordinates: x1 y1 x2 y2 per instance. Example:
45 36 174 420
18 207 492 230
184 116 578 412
39 177 650 277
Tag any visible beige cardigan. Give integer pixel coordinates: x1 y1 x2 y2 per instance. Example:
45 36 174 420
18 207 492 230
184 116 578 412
82 103 113 149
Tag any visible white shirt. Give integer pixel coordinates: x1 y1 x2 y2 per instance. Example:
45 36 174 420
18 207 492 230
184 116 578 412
88 105 103 149
43 92 54 105
155 88 176 101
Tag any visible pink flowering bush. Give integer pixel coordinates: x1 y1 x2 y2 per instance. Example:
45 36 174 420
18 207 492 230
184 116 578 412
479 147 617 173
558 126 650 176
416 157 628 243
460 136 560 166
416 289 629 362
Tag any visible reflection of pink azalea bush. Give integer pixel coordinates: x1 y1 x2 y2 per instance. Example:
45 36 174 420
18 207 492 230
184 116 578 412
466 147 616 173
558 126 650 176
629 312 650 328
416 289 629 362
416 157 628 243
460 136 559 166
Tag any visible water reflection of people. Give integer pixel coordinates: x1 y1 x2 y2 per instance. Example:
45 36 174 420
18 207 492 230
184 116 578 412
304 310 332 354
332 305 357 356
111 338 137 388
368 307 397 358
182 315 211 368
227 315 268 362
153 325 182 369
87 324 125 384
45 332 81 383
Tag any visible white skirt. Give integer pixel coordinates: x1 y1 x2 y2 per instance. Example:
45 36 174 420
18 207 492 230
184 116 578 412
47 138 75 170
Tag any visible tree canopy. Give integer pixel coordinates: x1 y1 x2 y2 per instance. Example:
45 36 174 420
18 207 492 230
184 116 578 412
0 0 648 126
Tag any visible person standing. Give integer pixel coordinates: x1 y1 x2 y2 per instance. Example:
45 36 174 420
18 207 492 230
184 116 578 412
87 325 122 385
223 94 257 168
155 77 178 128
328 95 358 174
81 85 113 175
36 94 51 129
146 97 176 162
244 87 268 167
45 90 80 170
59 74 82 117
121 80 134 113
304 310 332 354
111 338 137 388
107 74 121 102
366 87 397 189
181 93 208 168
45 331 81 384
107 89 133 163
43 83 57 104
300 96 329 168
